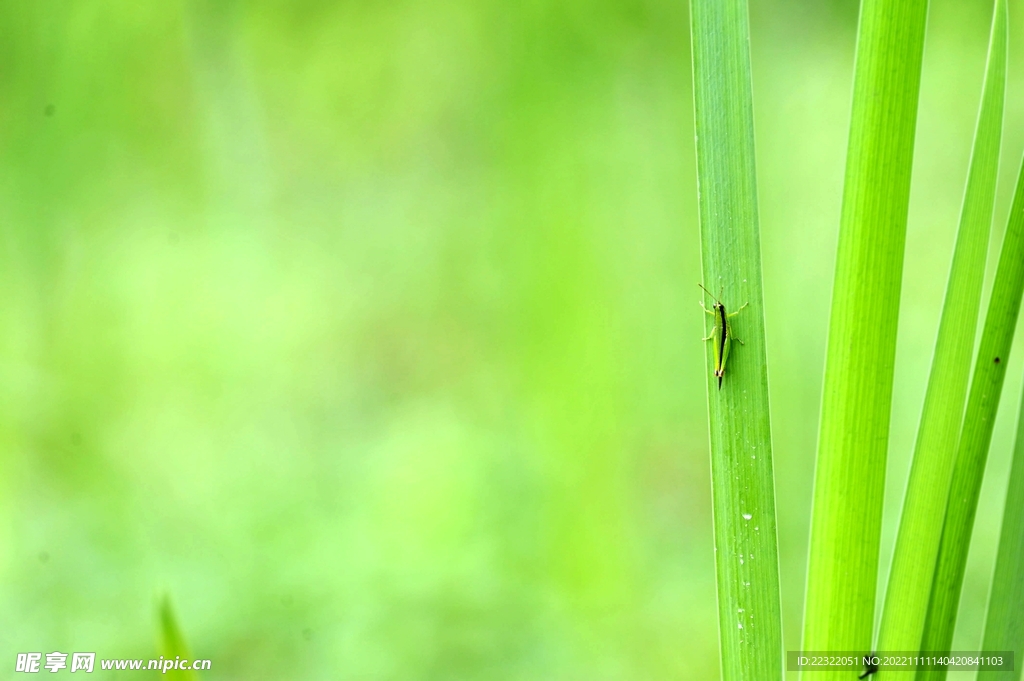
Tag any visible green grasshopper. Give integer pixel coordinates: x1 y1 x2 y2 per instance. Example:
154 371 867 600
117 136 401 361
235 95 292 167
700 285 747 389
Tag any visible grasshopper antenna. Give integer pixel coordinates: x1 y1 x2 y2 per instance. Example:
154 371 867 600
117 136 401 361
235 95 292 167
698 284 720 304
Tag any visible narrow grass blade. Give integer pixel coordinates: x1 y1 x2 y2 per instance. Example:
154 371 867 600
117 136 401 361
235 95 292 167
978 377 1024 680
801 0 929 675
158 594 201 680
876 0 1006 666
921 153 1024 673
690 0 782 678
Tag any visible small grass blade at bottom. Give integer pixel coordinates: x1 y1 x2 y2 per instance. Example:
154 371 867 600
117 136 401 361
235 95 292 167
158 594 201 681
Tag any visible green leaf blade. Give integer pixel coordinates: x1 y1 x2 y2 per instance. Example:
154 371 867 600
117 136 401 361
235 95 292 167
980 377 1024 681
922 147 1024 676
690 0 782 678
801 0 929 675
876 0 1006 666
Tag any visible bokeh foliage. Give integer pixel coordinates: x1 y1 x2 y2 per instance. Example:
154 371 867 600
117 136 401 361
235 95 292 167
0 1 1022 679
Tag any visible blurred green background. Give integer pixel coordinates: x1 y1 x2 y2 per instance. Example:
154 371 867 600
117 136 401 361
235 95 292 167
2 0 1024 679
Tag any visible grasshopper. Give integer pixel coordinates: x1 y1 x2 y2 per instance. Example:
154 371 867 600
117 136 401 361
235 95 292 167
700 285 747 389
